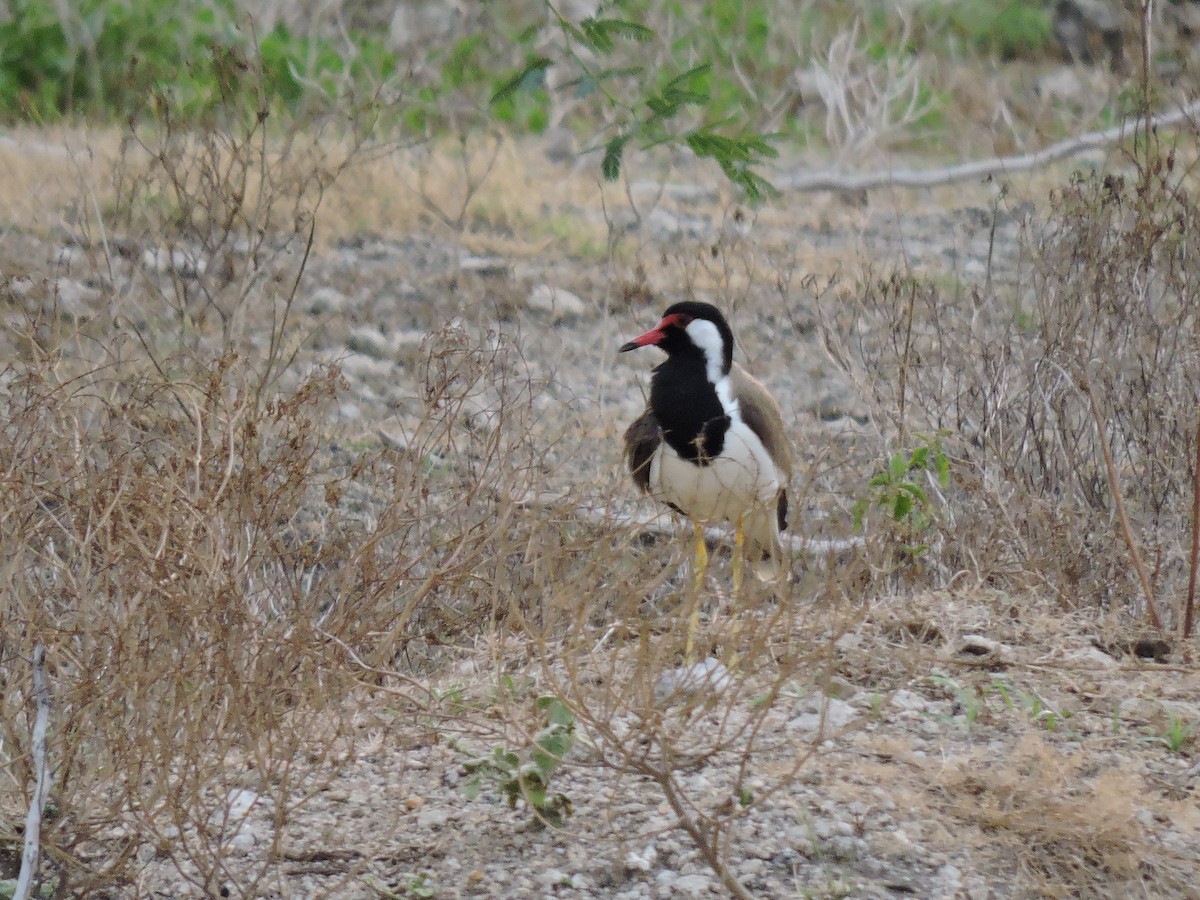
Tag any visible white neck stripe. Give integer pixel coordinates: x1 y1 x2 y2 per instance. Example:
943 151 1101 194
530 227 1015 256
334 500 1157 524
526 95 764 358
685 319 727 385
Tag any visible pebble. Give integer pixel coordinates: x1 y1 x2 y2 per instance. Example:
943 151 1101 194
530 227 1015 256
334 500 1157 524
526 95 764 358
788 694 858 734
668 873 714 897
624 843 658 873
653 659 732 706
527 284 588 322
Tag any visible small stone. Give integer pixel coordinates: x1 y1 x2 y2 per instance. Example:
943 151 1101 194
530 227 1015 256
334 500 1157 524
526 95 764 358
788 695 858 734
624 843 657 873
345 326 391 359
228 826 258 854
306 286 347 315
670 873 714 897
1062 646 1119 668
653 660 732 706
537 868 570 889
405 796 424 810
416 806 451 829
460 255 510 277
527 284 587 322
142 246 207 277
48 278 99 320
951 634 1013 663
890 689 932 713
219 789 259 823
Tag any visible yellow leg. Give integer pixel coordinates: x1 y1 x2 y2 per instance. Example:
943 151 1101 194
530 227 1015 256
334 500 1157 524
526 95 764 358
726 515 745 667
685 521 708 661
731 514 745 604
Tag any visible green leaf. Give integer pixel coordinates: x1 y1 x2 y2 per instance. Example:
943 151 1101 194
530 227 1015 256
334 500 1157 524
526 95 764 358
892 492 914 521
935 450 950 487
898 481 927 505
536 696 575 727
663 63 712 92
580 17 654 52
490 56 553 105
597 18 655 42
851 498 868 532
602 134 628 180
909 446 929 469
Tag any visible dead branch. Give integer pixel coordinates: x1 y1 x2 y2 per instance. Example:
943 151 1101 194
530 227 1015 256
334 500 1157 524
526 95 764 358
776 98 1200 192
1183 413 1200 639
14 645 51 900
513 493 863 556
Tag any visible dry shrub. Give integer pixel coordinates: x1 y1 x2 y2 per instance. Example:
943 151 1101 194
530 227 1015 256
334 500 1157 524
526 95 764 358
821 138 1200 629
939 732 1194 896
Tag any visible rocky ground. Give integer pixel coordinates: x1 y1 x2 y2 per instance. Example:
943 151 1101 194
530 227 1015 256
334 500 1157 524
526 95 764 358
3 135 1199 899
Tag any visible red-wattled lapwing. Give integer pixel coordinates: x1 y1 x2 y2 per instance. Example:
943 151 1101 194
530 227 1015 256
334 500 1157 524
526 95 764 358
620 301 793 653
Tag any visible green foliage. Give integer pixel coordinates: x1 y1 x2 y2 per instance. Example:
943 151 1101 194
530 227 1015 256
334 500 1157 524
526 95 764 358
852 434 950 554
0 0 397 123
462 696 576 828
491 7 778 199
921 0 1054 60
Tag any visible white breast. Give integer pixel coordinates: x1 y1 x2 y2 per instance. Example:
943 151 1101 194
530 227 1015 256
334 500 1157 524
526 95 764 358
650 419 780 523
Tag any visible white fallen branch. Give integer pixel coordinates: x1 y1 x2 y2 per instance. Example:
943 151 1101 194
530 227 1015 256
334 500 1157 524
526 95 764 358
514 493 863 556
776 98 1200 192
14 645 51 900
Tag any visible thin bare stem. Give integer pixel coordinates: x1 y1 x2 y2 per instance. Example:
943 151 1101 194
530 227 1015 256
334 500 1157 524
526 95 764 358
1183 413 1200 639
1081 378 1164 633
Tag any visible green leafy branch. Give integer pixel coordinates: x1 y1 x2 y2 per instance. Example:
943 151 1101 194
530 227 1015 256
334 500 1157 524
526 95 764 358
491 3 777 199
853 434 950 555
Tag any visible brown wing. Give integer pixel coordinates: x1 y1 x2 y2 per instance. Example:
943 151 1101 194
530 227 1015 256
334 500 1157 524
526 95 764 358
732 364 793 531
623 408 661 495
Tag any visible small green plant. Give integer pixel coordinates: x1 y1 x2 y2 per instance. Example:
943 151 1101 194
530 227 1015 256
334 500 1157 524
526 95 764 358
462 696 576 827
853 434 950 555
406 873 436 898
930 674 982 731
1142 713 1198 754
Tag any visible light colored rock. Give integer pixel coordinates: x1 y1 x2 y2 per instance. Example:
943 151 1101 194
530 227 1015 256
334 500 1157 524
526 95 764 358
670 873 715 897
459 255 510 277
306 286 347 315
653 659 732 706
890 689 933 713
788 695 858 734
49 278 99 320
1062 645 1119 668
624 842 657 873
416 805 452 829
528 284 587 321
142 247 207 277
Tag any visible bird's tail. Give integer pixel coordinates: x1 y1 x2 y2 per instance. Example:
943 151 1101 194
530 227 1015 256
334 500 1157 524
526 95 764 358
744 504 787 582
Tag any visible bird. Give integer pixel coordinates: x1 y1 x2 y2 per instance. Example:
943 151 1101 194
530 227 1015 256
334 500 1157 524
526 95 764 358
619 301 793 652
